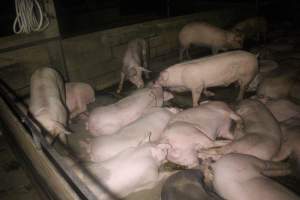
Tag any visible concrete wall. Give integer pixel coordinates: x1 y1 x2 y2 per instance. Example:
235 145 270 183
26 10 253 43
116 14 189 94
0 6 253 95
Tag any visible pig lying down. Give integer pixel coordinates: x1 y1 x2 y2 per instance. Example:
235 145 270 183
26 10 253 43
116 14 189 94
198 99 282 161
73 143 171 200
273 124 300 176
65 82 95 119
29 67 71 144
87 86 173 136
160 121 229 168
209 153 298 200
179 22 244 60
258 98 300 122
90 107 178 162
169 100 242 140
117 38 149 93
156 50 258 106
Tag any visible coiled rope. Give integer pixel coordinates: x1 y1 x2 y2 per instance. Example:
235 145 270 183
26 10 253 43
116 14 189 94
13 0 49 34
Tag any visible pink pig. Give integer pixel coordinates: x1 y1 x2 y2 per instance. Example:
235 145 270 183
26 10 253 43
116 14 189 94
87 86 173 136
29 67 71 144
156 50 258 106
210 153 297 200
169 100 242 140
65 82 95 119
179 22 244 60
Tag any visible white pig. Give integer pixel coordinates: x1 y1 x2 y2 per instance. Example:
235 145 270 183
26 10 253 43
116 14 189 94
29 67 71 144
198 99 282 161
210 153 298 200
74 143 171 200
87 86 173 136
117 38 149 93
258 98 300 122
65 82 95 119
90 107 179 162
156 50 258 107
160 122 230 168
257 68 299 99
179 22 244 60
169 101 242 140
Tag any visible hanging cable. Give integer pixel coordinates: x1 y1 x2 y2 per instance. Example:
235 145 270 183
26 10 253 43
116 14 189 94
13 0 49 34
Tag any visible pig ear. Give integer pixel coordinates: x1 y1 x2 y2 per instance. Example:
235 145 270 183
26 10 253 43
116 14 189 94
163 91 174 101
137 66 151 73
128 68 137 77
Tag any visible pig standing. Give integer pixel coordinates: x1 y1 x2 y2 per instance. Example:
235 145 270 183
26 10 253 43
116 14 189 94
160 122 229 168
179 22 244 60
65 82 95 119
169 101 242 140
29 67 70 144
198 99 282 161
178 22 244 60
232 17 267 42
210 153 298 200
74 143 171 200
87 86 173 136
90 107 178 162
117 38 149 93
156 50 258 107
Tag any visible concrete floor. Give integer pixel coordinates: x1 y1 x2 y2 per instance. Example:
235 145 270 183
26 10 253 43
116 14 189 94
0 135 43 200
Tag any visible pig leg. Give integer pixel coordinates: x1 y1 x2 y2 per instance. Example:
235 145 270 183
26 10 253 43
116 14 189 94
272 143 292 162
117 72 126 94
142 46 149 79
191 86 204 107
203 90 215 97
59 134 68 145
211 47 220 55
237 80 247 101
179 48 185 61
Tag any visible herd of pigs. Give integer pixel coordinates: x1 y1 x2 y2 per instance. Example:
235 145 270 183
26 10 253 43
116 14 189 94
23 16 300 199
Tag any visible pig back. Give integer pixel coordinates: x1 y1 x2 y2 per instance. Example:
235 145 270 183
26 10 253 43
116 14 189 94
179 22 227 47
29 67 66 115
181 51 258 88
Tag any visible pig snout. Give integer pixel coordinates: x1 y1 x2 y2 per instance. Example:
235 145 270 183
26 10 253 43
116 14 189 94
155 71 169 86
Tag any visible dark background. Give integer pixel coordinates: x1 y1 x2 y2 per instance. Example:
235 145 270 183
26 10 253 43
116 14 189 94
0 0 299 38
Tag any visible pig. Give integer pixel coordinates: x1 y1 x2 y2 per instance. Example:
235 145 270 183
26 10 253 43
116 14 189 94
169 101 242 140
272 124 300 176
198 99 282 161
160 122 230 168
209 153 297 200
232 17 267 42
161 169 222 200
156 50 258 107
257 68 299 100
65 82 95 119
89 107 179 162
87 86 173 136
247 59 279 92
117 38 149 93
179 22 244 60
258 98 300 122
73 143 172 200
29 67 71 144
